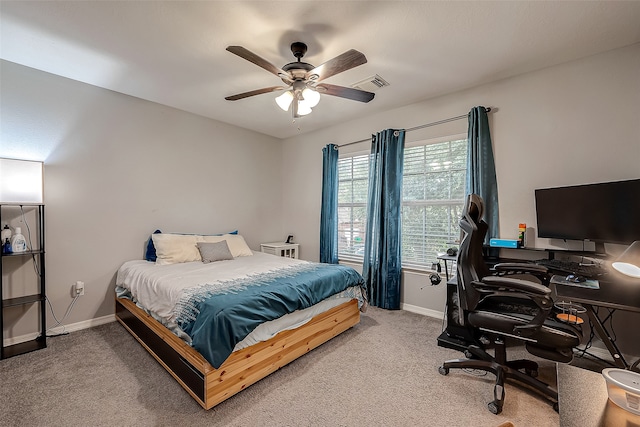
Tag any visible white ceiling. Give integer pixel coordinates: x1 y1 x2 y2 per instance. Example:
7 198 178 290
2 1 640 140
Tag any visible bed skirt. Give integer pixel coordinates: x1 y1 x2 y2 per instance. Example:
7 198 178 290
115 296 360 409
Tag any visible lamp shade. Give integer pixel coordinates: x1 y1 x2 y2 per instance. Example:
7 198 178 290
0 158 43 204
612 241 640 278
301 88 320 108
296 101 313 116
275 90 294 111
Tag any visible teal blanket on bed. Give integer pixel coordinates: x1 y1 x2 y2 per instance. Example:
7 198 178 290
174 262 364 368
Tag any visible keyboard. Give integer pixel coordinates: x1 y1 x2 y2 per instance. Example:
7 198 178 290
534 258 607 278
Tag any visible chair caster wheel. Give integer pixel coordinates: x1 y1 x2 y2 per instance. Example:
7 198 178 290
488 401 502 415
525 369 538 378
438 366 449 376
553 402 559 413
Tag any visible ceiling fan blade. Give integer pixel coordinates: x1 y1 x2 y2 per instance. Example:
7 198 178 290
225 86 286 101
306 49 367 82
226 46 288 78
315 83 375 103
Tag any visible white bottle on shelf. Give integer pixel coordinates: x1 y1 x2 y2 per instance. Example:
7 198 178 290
10 227 27 253
1 223 11 243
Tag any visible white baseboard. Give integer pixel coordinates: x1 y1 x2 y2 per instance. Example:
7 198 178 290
401 303 444 320
582 345 612 361
3 314 116 347
575 340 638 367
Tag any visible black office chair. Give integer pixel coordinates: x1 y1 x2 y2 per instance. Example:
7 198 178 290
438 194 582 414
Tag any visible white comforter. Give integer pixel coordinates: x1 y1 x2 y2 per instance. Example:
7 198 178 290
116 251 363 352
117 251 309 321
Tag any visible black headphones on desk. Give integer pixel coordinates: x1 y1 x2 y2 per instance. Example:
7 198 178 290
429 273 442 286
446 247 458 256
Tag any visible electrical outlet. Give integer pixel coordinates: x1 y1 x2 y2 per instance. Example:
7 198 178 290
75 281 85 296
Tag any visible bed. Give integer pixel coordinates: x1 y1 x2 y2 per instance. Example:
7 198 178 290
114 232 365 409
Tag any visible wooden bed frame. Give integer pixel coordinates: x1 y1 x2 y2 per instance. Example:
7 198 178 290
115 296 360 409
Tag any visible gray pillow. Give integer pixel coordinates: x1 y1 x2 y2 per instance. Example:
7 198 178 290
197 241 234 263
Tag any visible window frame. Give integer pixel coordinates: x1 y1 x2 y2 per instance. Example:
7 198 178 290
337 149 371 262
336 133 468 271
401 133 467 270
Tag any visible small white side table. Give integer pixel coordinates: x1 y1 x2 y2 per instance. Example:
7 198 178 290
260 242 299 259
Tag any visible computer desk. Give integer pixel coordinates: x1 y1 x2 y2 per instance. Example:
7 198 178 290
553 274 640 371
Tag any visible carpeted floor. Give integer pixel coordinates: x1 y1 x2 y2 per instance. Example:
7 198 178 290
0 307 560 426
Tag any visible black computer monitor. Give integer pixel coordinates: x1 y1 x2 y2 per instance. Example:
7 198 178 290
534 179 640 253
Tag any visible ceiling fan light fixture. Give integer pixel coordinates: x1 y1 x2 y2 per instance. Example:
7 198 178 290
275 90 294 111
301 88 321 108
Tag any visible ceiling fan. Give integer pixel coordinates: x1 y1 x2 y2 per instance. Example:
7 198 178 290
225 42 375 118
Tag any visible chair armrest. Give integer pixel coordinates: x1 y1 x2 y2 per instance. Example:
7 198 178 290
493 262 548 275
477 276 554 338
492 262 550 286
479 276 551 296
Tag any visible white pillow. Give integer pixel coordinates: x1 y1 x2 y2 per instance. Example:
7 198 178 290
201 234 253 257
152 233 201 265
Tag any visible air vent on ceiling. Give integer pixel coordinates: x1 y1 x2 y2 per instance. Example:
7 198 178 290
352 74 390 92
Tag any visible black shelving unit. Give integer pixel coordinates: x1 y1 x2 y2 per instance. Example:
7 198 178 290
0 203 46 359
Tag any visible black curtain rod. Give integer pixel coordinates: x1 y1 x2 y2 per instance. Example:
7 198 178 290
336 107 492 149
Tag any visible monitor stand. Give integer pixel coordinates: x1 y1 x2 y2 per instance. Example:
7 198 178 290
593 241 607 257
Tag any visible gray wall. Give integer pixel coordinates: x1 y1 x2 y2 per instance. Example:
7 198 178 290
1 60 284 339
280 43 640 354
2 42 639 356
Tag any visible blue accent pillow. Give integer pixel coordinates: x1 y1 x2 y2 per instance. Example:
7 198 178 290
145 229 162 262
144 229 238 262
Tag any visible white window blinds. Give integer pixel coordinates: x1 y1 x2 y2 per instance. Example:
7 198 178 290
337 137 467 268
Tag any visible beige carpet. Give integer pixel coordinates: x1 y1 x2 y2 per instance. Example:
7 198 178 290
0 307 559 426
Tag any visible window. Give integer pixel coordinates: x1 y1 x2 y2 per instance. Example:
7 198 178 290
402 138 467 267
337 154 369 257
337 137 467 268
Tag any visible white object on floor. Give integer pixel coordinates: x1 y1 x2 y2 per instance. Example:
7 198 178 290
602 368 640 415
